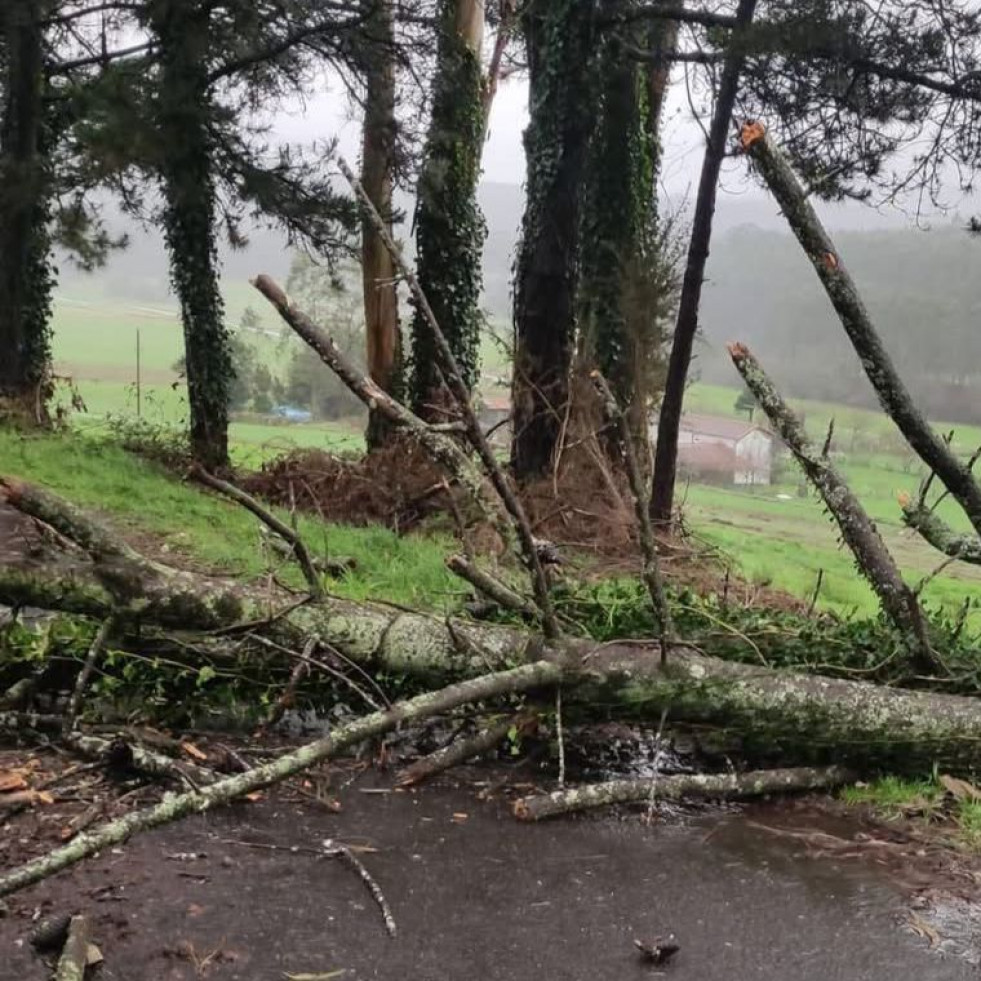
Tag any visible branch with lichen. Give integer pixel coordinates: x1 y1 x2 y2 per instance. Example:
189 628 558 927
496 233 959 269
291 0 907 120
729 342 940 676
740 121 981 540
899 493 981 565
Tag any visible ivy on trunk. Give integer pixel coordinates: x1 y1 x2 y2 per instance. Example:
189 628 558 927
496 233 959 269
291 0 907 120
511 0 598 480
410 0 486 419
148 0 231 470
0 0 54 424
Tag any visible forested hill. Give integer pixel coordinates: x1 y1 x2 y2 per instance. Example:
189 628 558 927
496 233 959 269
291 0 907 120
698 223 981 423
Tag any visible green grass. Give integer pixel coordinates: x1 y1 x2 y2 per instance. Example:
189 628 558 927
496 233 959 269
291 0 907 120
841 776 942 813
0 428 458 610
841 775 981 852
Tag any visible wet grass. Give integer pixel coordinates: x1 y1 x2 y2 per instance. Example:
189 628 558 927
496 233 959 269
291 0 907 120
0 428 460 611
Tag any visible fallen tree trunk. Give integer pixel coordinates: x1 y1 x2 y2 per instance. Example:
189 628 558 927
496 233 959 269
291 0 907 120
5 482 981 772
0 662 559 898
513 766 853 821
54 915 91 981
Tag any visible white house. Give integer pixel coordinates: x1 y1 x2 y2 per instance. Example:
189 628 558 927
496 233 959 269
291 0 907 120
656 412 775 485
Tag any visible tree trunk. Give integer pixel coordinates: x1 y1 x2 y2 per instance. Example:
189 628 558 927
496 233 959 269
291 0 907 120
360 0 402 449
0 0 52 424
579 2 676 467
410 0 486 419
511 0 597 480
649 0 758 524
149 0 230 470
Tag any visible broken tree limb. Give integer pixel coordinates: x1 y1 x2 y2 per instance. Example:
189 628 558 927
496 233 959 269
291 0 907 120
337 155 559 639
446 554 538 618
396 712 528 787
513 766 854 821
251 274 502 539
899 495 981 565
54 914 91 981
189 464 324 599
0 662 559 898
63 615 116 735
740 121 981 539
729 342 940 676
592 371 673 660
63 732 219 789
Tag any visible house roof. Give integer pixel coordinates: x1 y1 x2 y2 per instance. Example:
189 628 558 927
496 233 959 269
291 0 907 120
480 395 511 412
679 413 768 442
677 442 739 473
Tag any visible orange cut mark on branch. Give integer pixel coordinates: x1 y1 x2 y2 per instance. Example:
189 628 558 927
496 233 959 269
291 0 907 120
740 121 766 149
822 252 839 271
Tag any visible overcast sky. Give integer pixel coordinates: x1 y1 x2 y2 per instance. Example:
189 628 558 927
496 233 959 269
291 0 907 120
273 67 972 235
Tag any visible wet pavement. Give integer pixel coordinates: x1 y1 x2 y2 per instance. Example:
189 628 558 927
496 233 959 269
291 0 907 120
2 775 976 981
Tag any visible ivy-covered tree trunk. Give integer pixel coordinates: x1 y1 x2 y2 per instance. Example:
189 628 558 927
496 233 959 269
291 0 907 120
579 2 672 464
0 0 53 424
360 0 402 449
511 0 597 480
410 0 486 420
148 0 231 470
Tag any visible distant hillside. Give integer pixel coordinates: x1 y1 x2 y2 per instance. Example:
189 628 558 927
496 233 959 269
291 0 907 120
55 183 981 423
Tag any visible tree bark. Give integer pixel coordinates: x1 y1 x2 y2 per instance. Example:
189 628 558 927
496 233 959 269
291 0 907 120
149 0 230 470
411 0 486 417
54 915 91 981
0 662 559 898
359 0 402 449
740 121 981 539
0 0 52 424
513 765 852 820
649 0 758 524
729 343 938 675
511 0 597 480
900 498 981 565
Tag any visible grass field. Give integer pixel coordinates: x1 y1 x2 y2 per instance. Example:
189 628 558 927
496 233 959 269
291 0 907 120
43 284 981 622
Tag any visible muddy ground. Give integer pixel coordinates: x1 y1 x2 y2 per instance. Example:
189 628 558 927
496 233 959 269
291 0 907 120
3 761 980 981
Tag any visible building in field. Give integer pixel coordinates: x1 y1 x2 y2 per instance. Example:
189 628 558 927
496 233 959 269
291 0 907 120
478 394 512 449
656 412 775 486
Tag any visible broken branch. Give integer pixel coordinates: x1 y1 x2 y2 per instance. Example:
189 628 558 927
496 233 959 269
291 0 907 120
513 766 854 821
730 342 939 675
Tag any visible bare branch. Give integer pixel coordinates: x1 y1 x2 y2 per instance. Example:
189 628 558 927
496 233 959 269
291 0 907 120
729 342 940 676
740 121 981 539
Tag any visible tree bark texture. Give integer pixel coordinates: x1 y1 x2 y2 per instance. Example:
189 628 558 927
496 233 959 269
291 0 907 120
513 765 853 820
649 0 758 523
740 121 981 539
359 0 402 448
411 0 487 416
511 0 597 480
0 0 52 422
729 343 937 675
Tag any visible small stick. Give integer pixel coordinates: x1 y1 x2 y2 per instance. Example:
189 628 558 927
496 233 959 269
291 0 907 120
806 569 825 616
54 914 92 981
446 554 538 618
326 843 398 938
591 372 674 662
555 689 566 789
261 639 313 731
396 713 525 787
63 614 116 735
644 707 670 825
190 465 324 599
